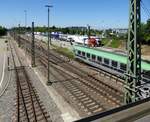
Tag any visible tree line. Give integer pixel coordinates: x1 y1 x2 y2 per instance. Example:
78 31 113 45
0 26 7 36
12 26 102 36
11 19 150 45
35 26 103 36
141 19 150 45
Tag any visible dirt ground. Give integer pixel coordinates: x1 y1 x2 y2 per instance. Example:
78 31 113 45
118 41 150 61
141 45 150 61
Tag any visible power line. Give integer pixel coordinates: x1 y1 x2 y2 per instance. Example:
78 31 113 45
141 0 150 19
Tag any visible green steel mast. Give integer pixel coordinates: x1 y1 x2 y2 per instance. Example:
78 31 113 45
125 0 141 104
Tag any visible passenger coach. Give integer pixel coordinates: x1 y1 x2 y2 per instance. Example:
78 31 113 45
73 45 150 82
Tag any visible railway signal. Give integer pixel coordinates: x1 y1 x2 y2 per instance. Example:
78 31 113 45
125 0 141 104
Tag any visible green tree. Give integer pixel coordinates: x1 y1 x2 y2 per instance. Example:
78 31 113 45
146 19 150 33
0 26 7 36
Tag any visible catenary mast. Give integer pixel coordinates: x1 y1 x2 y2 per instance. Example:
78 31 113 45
125 0 141 104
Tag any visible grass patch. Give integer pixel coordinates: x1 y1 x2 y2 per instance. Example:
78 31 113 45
101 39 109 46
52 44 75 59
109 39 121 48
102 38 122 48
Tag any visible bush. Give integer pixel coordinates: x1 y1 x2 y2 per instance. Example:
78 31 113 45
0 26 7 36
52 44 74 59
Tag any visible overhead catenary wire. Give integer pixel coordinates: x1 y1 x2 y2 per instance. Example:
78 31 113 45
141 0 150 19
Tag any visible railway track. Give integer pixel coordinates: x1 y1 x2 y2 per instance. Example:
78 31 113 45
15 35 124 97
40 57 106 116
26 43 124 93
40 53 122 116
19 36 123 95
11 34 124 116
0 42 12 97
41 50 123 102
19 36 125 90
9 39 51 122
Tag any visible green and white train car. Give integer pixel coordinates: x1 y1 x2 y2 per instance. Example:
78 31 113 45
73 44 150 98
73 45 150 81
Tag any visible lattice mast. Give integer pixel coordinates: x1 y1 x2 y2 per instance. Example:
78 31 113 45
125 0 141 104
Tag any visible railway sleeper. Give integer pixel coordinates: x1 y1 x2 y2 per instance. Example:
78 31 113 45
80 79 122 104
83 100 93 104
86 102 96 107
75 93 84 97
81 97 89 101
89 105 99 110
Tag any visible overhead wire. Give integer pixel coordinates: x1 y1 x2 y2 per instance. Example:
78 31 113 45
141 0 150 19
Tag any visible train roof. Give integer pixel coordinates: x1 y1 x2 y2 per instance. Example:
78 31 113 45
73 45 150 70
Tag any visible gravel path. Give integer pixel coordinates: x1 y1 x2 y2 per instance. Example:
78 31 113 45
25 66 64 122
0 70 16 122
0 37 16 122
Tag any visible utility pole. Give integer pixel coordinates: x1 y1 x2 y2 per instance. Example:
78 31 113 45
24 10 27 55
125 0 141 104
87 25 91 39
31 22 35 67
85 25 91 46
45 5 53 85
18 24 21 47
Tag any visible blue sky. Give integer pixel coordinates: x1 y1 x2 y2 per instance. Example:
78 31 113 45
0 0 150 28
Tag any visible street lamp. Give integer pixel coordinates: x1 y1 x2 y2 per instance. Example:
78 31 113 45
45 5 53 85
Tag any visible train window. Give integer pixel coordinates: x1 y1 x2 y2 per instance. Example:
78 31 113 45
97 56 102 62
77 50 81 55
82 52 85 57
92 55 96 60
87 53 90 58
112 60 118 67
104 58 109 65
120 63 126 71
